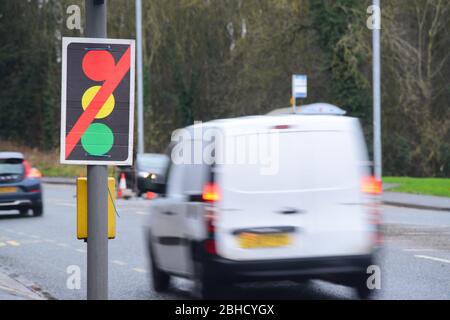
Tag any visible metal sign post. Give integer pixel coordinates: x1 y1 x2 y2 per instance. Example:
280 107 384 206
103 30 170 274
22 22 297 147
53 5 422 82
60 0 135 300
372 0 382 181
136 0 144 155
292 75 307 113
86 0 108 301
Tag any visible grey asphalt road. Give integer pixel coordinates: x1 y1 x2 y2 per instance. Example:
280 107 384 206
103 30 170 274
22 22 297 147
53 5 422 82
0 183 449 300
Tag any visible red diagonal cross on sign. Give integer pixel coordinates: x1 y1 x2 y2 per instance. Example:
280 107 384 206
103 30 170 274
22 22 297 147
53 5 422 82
65 47 131 158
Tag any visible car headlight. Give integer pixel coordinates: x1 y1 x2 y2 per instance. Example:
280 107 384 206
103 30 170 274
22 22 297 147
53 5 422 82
138 171 149 178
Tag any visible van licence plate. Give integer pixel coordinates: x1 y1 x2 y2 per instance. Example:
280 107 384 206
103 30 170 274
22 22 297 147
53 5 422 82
0 187 17 194
238 232 291 249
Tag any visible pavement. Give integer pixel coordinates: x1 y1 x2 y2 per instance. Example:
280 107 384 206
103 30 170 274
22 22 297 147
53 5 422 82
0 182 449 300
382 192 449 211
42 177 76 185
0 267 48 300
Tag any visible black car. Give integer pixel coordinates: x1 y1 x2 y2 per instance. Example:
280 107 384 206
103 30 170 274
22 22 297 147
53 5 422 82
0 152 43 216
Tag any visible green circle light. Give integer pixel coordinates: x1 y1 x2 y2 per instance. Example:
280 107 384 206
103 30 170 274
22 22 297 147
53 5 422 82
81 123 114 156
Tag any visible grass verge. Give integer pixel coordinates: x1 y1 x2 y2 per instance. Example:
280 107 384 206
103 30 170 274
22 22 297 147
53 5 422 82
384 177 450 198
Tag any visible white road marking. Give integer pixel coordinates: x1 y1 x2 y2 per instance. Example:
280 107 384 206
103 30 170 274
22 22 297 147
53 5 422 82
21 239 43 244
136 211 147 215
0 242 6 247
58 202 76 207
6 240 20 246
29 235 41 239
414 255 450 264
404 232 429 235
44 239 56 243
58 243 69 247
112 260 127 266
132 267 147 273
76 249 87 253
404 248 436 252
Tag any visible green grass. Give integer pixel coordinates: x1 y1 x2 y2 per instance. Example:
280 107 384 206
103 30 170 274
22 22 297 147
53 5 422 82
383 177 450 198
39 164 85 178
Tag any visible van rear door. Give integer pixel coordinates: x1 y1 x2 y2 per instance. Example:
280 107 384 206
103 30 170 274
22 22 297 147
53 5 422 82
215 122 372 261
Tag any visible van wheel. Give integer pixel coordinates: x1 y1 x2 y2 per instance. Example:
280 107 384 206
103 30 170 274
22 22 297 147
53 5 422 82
193 261 219 299
19 208 28 216
149 243 170 292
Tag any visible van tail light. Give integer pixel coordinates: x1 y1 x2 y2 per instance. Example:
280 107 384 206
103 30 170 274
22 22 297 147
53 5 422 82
204 209 217 254
202 183 221 202
203 182 218 254
361 176 382 195
204 239 217 255
205 211 215 234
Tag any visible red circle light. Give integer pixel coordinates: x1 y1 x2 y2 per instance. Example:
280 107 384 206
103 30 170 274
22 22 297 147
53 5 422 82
82 50 115 81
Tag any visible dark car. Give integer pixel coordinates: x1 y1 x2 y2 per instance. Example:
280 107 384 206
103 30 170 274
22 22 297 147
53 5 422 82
134 153 169 196
117 153 169 197
0 152 43 216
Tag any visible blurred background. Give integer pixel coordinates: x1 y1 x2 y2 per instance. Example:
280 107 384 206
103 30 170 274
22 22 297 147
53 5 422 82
0 0 448 181
0 0 449 301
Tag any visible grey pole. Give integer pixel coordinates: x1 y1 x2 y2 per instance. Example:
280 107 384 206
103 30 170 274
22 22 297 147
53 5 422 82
85 0 108 300
136 0 144 154
372 0 382 180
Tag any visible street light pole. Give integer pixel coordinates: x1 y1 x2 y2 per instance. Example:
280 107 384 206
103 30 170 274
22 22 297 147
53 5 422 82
135 0 144 154
372 0 382 181
85 0 108 300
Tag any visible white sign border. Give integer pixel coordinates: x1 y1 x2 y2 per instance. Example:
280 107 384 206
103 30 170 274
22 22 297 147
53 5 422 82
60 37 135 166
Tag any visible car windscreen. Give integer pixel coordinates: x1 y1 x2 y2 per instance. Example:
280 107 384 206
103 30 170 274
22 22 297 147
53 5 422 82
0 159 24 175
137 155 169 171
221 131 367 192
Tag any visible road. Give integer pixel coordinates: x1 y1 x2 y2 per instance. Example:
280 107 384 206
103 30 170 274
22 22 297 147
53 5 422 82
0 183 449 300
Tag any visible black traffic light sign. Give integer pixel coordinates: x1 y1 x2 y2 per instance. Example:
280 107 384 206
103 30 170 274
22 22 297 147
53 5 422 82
60 37 135 165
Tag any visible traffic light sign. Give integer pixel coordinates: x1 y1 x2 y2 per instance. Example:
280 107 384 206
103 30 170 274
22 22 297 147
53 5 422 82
60 37 135 165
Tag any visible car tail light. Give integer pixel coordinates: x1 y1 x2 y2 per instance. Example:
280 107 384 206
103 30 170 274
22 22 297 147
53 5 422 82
22 160 42 179
202 183 220 202
23 160 31 176
28 168 42 178
361 176 382 195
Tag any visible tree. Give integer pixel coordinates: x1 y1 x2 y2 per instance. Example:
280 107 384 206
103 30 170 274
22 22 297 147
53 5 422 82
382 0 450 176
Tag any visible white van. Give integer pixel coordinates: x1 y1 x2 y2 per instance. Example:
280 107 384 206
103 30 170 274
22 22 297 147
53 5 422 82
144 103 382 299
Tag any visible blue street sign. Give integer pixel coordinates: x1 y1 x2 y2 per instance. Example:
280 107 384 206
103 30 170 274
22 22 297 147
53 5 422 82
292 74 307 98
